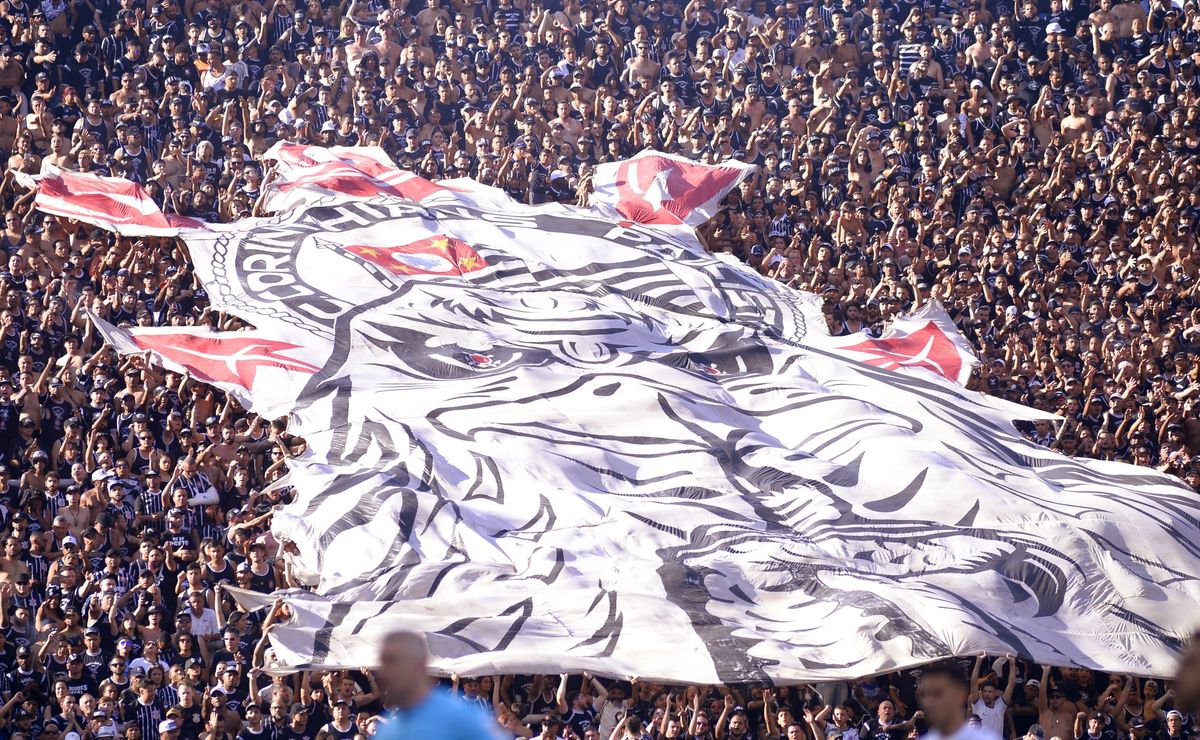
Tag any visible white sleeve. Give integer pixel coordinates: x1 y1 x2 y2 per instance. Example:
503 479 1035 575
187 484 219 506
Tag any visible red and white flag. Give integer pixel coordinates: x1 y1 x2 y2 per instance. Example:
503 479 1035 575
14 167 202 236
589 150 756 227
823 302 979 386
92 317 321 417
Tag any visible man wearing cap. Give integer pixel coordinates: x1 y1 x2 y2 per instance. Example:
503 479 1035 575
1160 709 1193 740
161 508 196 557
157 718 180 740
59 486 90 540
1127 717 1154 740
1074 711 1117 740
91 709 120 738
1038 665 1079 739
80 627 105 678
239 702 271 739
8 644 43 697
317 698 362 739
63 651 96 697
273 702 312 739
213 663 248 711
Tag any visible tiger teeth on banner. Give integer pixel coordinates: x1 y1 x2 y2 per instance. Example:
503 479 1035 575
79 148 1200 683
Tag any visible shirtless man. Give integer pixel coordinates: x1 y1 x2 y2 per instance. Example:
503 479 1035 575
0 51 23 108
415 0 450 40
1089 0 1142 39
0 537 28 582
1060 97 1093 141
965 24 994 69
344 23 374 73
40 134 73 172
548 99 583 145
372 13 406 69
21 95 51 152
792 28 824 71
829 29 861 76
623 40 660 84
0 96 19 155
1038 665 1079 740
1089 0 1117 34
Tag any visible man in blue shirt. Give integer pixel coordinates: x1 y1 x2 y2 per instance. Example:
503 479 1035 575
374 632 504 740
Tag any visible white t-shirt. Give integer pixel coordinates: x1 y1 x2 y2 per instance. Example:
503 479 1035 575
972 697 1008 738
924 722 1002 740
188 607 219 638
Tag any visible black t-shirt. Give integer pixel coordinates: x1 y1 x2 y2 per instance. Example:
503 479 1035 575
64 675 96 697
862 718 909 740
238 724 272 740
214 684 248 711
62 56 103 94
172 702 207 737
565 705 597 737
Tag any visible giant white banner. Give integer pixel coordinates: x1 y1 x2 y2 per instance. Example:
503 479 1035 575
69 150 1200 683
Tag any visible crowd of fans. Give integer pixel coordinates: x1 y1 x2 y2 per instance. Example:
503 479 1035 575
0 0 1187 731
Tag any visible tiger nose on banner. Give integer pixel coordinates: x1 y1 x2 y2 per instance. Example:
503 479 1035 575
343 236 486 277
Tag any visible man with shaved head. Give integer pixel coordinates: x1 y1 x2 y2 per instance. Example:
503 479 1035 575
374 631 504 739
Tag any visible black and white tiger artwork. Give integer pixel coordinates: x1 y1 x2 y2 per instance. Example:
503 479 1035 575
113 174 1200 684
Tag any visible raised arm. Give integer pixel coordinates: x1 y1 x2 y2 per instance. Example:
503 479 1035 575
556 673 570 714
969 654 984 705
689 688 704 736
590 673 608 704
1038 665 1051 713
764 690 780 739
1003 655 1018 705
806 706 827 740
716 693 735 739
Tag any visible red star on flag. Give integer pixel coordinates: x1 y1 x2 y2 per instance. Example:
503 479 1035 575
344 236 486 277
128 333 319 389
838 321 964 382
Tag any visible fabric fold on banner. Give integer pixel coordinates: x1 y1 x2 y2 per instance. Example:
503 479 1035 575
95 148 1200 683
262 141 511 212
589 149 756 226
15 167 203 236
